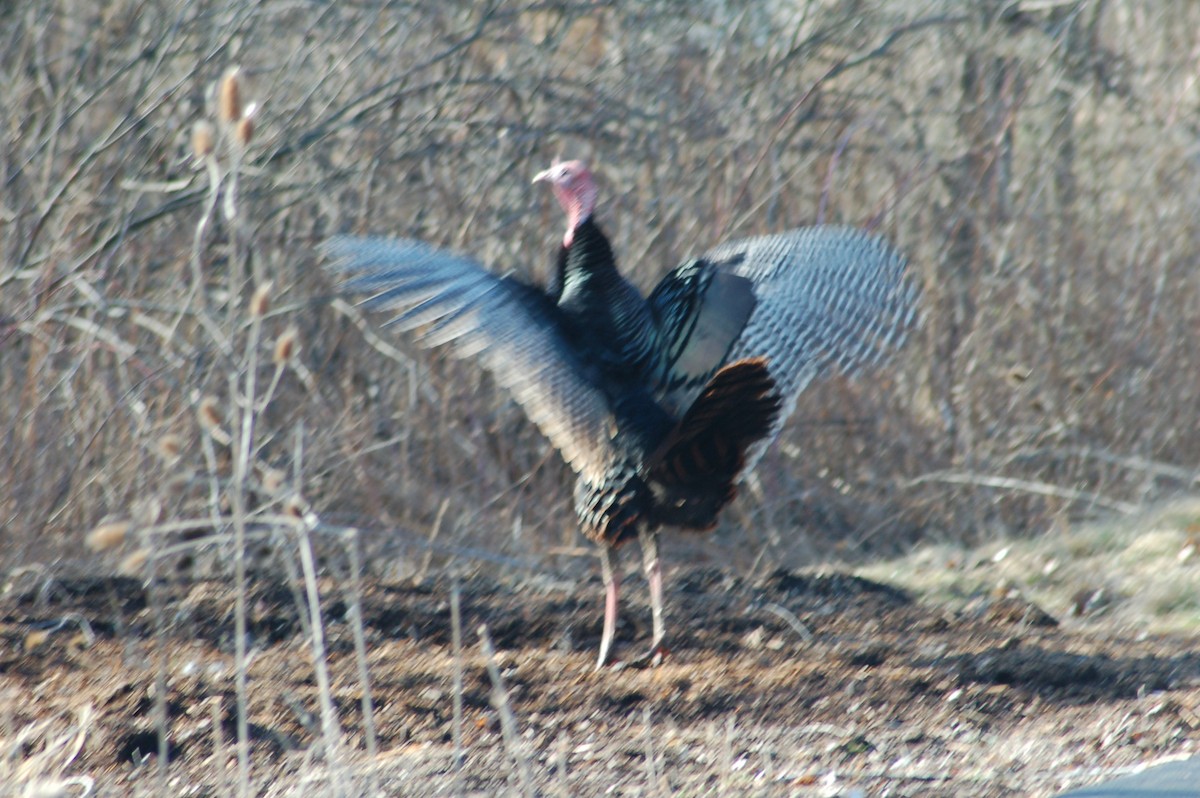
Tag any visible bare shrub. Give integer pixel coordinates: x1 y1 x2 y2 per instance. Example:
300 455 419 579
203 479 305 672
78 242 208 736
1 1 1197 581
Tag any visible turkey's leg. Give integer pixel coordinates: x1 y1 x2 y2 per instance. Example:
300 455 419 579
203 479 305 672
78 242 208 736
633 529 668 666
596 545 621 669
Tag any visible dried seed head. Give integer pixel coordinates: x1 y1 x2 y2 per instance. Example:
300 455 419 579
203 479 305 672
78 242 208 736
234 114 255 148
24 630 50 651
157 434 183 460
260 466 285 493
1006 366 1031 386
87 520 130 552
249 281 272 318
198 396 223 431
273 326 298 364
131 496 164 527
120 548 151 575
283 495 307 519
192 120 216 159
218 67 243 124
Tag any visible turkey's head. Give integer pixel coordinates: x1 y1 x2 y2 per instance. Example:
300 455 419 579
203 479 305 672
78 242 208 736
533 159 597 246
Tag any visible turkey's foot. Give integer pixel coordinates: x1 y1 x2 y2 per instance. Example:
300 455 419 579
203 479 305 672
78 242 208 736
625 640 670 669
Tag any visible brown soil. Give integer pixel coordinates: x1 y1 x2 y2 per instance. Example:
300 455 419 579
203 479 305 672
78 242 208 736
2 564 1197 796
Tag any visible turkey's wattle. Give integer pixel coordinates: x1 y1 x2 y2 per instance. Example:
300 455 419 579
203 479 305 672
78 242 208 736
322 159 919 668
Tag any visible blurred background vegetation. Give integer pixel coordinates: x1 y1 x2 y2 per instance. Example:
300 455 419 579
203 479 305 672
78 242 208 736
2 0 1198 581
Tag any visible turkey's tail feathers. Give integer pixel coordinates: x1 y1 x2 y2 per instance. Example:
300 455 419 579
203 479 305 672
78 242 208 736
648 357 781 530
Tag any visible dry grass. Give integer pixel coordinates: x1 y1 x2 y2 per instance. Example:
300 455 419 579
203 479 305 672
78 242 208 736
0 701 95 796
2 1 1200 795
860 495 1200 635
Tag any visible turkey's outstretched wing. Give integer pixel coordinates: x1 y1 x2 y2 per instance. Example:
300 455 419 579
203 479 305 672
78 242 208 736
648 227 917 471
715 226 917 390
651 226 917 422
322 236 616 480
710 226 919 469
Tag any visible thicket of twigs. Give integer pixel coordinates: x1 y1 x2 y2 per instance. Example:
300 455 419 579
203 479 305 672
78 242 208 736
3 0 1199 575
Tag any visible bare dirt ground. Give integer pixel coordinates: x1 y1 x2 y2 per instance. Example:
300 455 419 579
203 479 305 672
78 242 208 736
3 559 1197 796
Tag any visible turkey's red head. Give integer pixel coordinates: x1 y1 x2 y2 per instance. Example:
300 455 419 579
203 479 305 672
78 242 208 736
533 159 597 247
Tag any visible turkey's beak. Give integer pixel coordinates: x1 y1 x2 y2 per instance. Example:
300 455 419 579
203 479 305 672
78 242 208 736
533 157 564 184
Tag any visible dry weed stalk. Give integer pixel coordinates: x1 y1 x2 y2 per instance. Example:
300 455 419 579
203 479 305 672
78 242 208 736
0 705 95 794
643 706 664 796
718 715 736 793
227 280 260 796
342 528 380 777
450 581 465 789
181 63 282 797
479 624 533 798
554 729 570 797
293 512 347 791
165 95 357 780
209 695 229 796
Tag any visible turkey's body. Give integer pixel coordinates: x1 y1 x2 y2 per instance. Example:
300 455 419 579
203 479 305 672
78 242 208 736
322 160 919 668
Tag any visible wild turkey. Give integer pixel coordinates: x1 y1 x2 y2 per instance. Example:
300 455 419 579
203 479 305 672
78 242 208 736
322 160 918 668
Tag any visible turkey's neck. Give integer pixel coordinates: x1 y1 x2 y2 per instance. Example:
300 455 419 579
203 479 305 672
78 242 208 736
552 217 656 376
558 182 597 247
553 217 620 305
